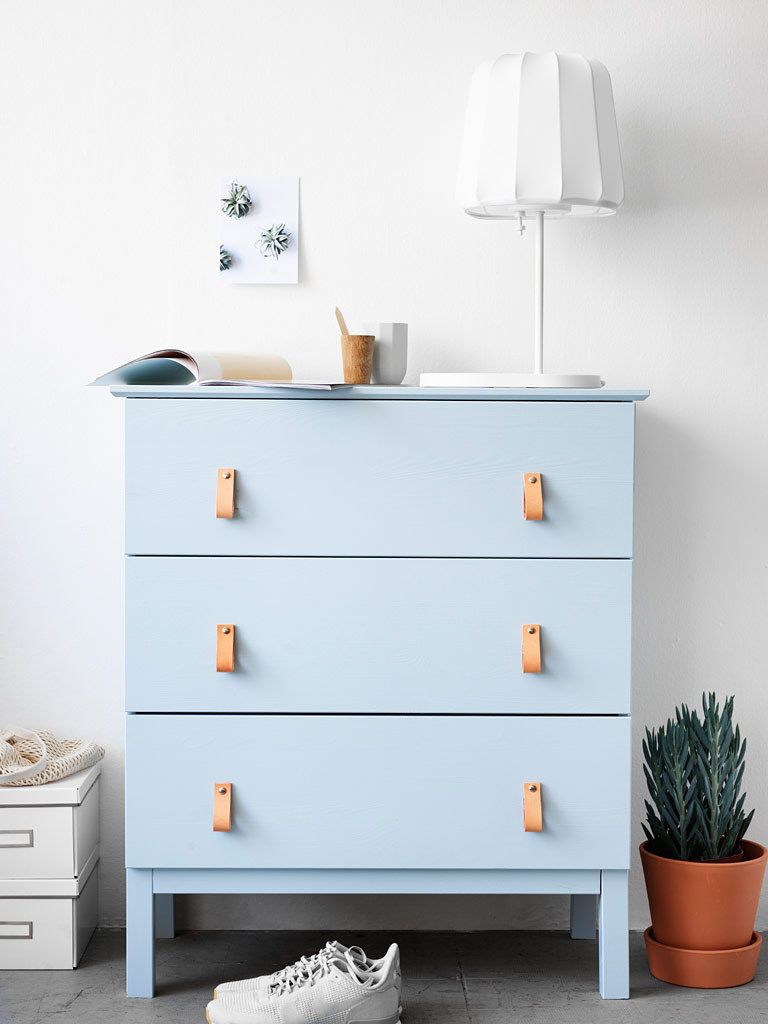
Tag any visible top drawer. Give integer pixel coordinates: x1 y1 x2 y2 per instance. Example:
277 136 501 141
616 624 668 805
125 399 635 557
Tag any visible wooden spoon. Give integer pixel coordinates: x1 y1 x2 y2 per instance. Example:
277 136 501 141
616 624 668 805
335 306 350 336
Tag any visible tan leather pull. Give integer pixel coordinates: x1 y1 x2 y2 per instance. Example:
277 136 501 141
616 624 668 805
522 624 541 674
523 473 543 520
523 782 543 832
216 468 235 519
213 783 232 832
216 625 235 672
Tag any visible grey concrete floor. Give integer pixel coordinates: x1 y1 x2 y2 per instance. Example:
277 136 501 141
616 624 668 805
1 930 766 1024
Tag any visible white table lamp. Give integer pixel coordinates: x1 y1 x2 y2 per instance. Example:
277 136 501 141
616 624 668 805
421 52 624 389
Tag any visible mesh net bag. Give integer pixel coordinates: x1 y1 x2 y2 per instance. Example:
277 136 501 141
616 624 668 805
0 726 104 786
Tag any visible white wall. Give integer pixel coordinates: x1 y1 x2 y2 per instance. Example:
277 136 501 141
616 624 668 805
2 0 767 933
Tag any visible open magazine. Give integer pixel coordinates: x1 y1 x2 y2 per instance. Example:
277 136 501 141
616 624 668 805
90 349 350 389
199 380 351 389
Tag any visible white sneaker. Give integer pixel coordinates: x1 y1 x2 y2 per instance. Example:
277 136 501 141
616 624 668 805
214 941 400 1000
207 945 401 1024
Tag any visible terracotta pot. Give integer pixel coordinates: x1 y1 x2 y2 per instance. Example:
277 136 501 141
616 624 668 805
640 839 767 951
644 928 762 988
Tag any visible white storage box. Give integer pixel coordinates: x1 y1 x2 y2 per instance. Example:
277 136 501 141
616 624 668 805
0 764 100 968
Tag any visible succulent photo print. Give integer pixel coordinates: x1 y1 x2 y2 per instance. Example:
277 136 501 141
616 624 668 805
221 181 252 219
257 223 291 260
219 175 299 284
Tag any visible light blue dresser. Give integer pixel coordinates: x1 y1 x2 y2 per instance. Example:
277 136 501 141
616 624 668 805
113 384 648 999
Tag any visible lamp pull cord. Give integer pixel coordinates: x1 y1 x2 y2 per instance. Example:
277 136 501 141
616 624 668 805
534 210 544 374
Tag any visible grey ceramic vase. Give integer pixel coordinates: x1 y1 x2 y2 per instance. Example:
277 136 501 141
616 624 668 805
369 323 408 385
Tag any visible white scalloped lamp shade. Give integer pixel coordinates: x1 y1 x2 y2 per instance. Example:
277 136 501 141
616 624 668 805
457 52 624 218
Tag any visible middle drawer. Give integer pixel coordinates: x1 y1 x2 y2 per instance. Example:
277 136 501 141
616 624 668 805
126 557 631 714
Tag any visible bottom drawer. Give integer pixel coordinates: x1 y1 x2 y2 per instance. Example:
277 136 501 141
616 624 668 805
0 864 98 970
126 716 630 870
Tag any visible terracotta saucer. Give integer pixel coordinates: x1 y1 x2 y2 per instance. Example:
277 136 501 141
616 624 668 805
644 927 762 988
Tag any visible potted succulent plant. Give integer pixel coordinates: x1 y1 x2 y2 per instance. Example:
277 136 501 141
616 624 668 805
640 693 766 988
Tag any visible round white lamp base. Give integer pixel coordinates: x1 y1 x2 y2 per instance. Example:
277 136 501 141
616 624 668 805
419 372 604 389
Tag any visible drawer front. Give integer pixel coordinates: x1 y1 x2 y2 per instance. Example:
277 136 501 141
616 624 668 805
125 399 635 556
126 557 631 714
125 715 630 870
0 806 74 879
0 896 73 969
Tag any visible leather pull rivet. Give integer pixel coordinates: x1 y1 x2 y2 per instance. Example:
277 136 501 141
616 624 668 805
528 475 537 483
222 471 231 479
527 627 536 634
529 784 537 792
218 786 227 795
221 626 230 634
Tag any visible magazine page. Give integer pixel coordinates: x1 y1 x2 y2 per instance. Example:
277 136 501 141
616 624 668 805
198 380 350 389
90 350 291 386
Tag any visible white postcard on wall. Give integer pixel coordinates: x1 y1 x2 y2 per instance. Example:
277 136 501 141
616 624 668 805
219 176 299 284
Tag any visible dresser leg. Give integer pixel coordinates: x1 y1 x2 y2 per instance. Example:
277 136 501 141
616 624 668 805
154 893 175 939
569 894 597 939
126 869 155 997
598 869 629 998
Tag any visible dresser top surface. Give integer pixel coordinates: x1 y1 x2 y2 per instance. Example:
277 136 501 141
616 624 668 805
110 385 649 401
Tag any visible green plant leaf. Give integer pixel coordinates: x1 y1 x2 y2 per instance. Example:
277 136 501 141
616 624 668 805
642 692 755 860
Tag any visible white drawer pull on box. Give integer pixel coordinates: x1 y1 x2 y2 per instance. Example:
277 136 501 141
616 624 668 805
216 625 235 672
216 468 235 519
213 783 232 832
0 921 33 939
523 782 543 832
0 830 33 849
522 624 541 674
523 473 543 520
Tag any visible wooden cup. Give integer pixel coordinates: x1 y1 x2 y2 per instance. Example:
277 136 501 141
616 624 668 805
340 334 375 384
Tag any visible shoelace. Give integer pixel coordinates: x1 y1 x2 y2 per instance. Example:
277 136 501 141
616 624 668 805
269 942 337 987
269 949 372 997
269 949 335 996
269 943 368 988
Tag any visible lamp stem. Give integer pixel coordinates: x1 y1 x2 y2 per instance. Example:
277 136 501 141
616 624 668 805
534 210 544 374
